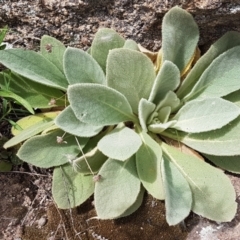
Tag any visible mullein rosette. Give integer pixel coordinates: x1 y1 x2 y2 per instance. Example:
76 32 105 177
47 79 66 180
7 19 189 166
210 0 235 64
1 6 240 225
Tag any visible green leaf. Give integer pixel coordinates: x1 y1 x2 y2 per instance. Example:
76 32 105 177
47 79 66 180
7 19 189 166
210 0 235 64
91 28 125 72
138 99 156 131
68 83 137 126
162 116 240 156
55 106 103 137
52 163 94 209
98 126 142 161
0 89 34 114
148 61 180 105
63 47 106 85
4 120 55 149
72 146 107 174
40 35 66 73
0 71 65 109
123 39 139 51
162 6 199 72
204 154 240 174
155 91 180 113
185 46 240 101
107 48 155 113
119 187 145 218
136 131 164 199
11 111 59 136
148 120 177 134
161 157 192 225
0 49 68 90
17 130 88 168
95 156 141 219
0 26 7 44
158 106 171 123
224 90 240 108
172 98 240 133
162 143 237 222
177 31 240 99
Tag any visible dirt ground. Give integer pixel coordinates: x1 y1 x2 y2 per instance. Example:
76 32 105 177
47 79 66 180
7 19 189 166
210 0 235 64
1 0 240 239
1 168 240 240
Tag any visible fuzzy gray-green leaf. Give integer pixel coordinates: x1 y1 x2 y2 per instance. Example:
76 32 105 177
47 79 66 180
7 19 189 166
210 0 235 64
162 157 192 225
91 28 125 72
55 106 103 137
138 99 156 131
162 6 199 72
177 31 240 99
40 35 66 73
98 126 142 161
95 157 141 219
172 98 240 133
148 61 180 105
136 131 164 199
72 146 107 174
185 46 240 100
63 47 106 85
52 163 94 209
162 143 237 222
162 116 240 156
17 130 88 168
204 155 240 174
224 90 240 108
107 48 155 113
0 49 68 90
68 83 137 126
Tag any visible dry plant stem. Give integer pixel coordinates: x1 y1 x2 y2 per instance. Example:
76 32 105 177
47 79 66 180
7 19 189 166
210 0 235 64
60 166 83 240
2 171 49 177
75 136 94 176
51 193 70 240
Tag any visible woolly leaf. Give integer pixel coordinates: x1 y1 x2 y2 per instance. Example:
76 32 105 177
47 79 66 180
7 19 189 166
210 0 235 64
68 83 137 126
204 155 240 174
162 143 237 222
138 99 156 131
55 106 103 137
40 35 66 73
95 157 141 219
52 163 94 209
172 98 240 133
162 6 199 72
107 48 155 113
0 49 68 90
177 31 240 99
17 130 88 168
162 156 192 225
91 28 125 72
136 131 164 199
185 46 240 100
163 116 240 156
148 61 180 105
63 47 106 85
98 126 142 161
72 146 107 174
119 187 145 218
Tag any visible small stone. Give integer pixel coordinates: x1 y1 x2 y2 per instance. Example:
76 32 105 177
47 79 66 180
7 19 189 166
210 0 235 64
38 216 47 228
